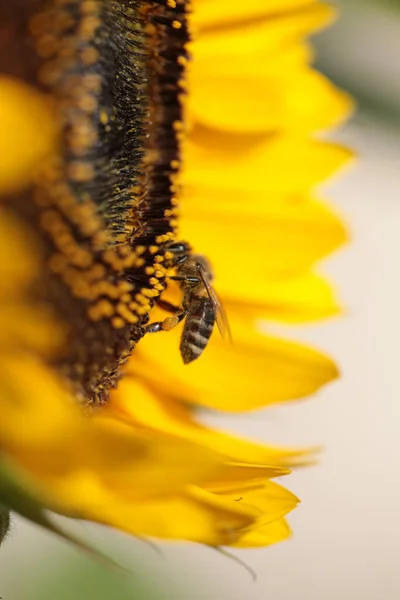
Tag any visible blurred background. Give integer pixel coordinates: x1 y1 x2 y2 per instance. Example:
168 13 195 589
2 0 400 598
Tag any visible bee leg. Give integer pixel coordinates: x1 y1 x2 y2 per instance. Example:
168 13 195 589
157 299 180 313
145 322 164 333
145 309 187 334
165 241 191 255
170 276 200 285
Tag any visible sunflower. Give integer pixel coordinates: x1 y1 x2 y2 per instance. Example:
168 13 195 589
0 0 352 556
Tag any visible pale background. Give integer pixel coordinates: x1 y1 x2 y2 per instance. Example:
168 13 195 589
2 1 400 598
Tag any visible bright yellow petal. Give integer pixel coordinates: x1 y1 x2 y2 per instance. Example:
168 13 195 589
193 3 335 58
103 486 258 545
0 210 64 355
1 354 299 548
190 5 352 134
180 196 346 281
224 273 341 324
194 0 322 30
213 480 299 524
110 376 315 469
0 356 227 509
210 481 297 547
0 78 57 194
133 317 338 412
0 210 37 299
190 42 352 134
183 135 352 195
1 451 258 545
234 517 291 548
0 305 64 356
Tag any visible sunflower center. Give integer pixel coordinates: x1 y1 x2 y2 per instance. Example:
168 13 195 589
2 0 189 404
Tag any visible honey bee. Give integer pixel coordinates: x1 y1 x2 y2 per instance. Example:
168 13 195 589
146 241 230 363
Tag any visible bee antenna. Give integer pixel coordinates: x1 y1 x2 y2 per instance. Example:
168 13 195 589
209 546 257 582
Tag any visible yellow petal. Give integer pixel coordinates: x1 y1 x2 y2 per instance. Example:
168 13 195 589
100 486 258 545
87 417 228 500
190 31 352 134
110 376 315 469
224 273 341 324
190 65 352 134
193 0 322 30
193 3 335 58
180 195 346 281
133 316 338 412
183 135 352 195
214 480 299 524
235 517 291 548
0 210 64 354
0 305 63 356
190 5 351 134
2 448 259 545
0 78 57 194
207 481 297 546
0 356 228 512
0 210 38 299
212 482 297 547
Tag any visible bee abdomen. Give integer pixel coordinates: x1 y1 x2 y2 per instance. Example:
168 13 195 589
180 298 215 364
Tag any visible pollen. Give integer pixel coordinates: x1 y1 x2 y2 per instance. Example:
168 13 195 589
111 317 125 329
177 55 187 67
173 120 184 131
68 161 95 183
79 16 101 41
116 303 139 324
81 46 100 67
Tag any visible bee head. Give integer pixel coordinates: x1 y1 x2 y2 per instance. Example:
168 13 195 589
193 254 214 283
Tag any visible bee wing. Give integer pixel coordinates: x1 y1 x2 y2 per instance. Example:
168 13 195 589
214 289 232 342
196 264 232 341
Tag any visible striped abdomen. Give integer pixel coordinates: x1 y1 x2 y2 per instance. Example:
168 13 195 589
180 297 216 364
